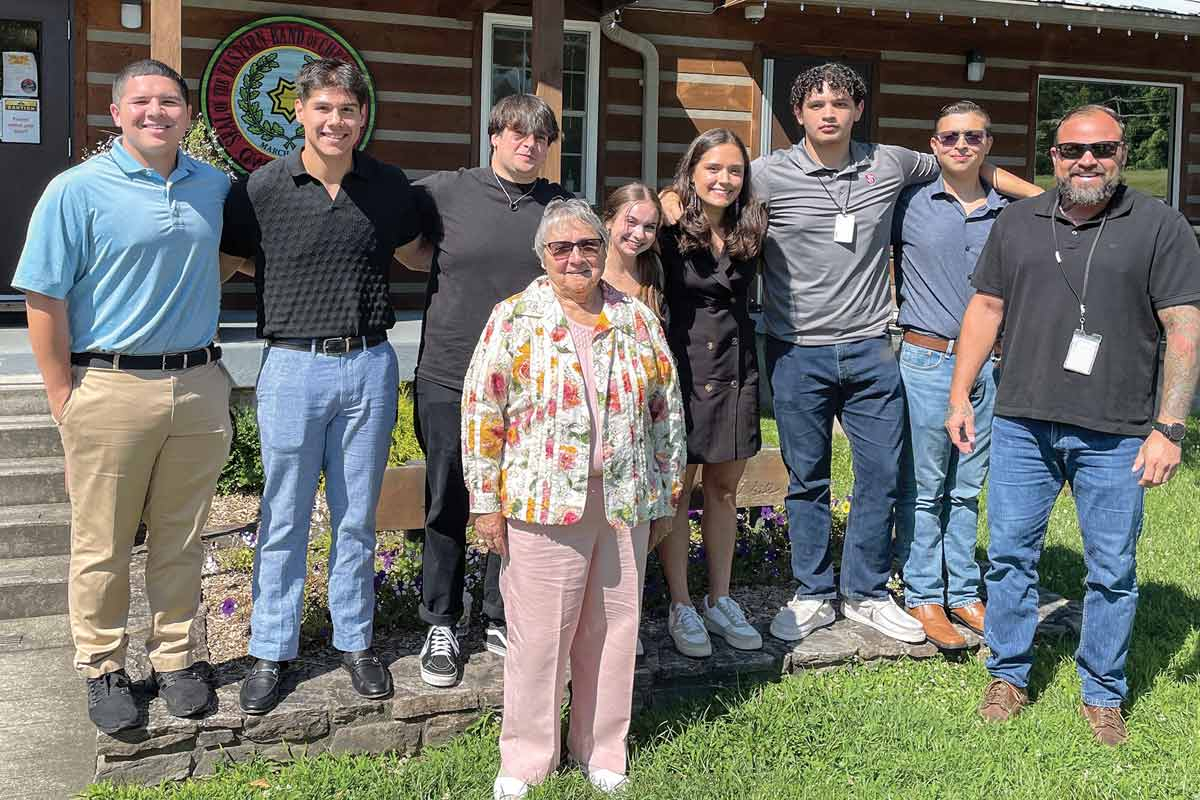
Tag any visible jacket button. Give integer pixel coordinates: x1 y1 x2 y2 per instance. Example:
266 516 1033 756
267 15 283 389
731 336 739 345
730 379 738 388
706 342 714 350
705 383 713 392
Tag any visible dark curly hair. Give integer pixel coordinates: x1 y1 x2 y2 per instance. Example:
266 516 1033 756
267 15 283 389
789 62 868 109
669 129 767 262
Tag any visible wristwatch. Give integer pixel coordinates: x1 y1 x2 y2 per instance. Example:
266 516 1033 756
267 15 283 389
1152 421 1187 443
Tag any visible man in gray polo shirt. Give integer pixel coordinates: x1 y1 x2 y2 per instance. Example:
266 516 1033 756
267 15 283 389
749 64 1040 646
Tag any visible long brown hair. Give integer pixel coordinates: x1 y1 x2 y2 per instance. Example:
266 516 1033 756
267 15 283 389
602 183 666 317
670 128 767 261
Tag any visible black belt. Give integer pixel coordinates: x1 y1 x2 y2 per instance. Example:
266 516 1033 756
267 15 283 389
70 345 221 371
268 335 387 355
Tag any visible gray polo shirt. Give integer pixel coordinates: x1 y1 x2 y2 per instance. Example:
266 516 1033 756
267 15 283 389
752 140 938 345
892 177 1007 340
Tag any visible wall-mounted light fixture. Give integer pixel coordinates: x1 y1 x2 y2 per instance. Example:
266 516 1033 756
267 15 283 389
120 0 143 30
966 50 986 82
745 2 766 23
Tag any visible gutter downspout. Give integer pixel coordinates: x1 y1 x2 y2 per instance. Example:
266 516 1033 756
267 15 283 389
600 14 660 189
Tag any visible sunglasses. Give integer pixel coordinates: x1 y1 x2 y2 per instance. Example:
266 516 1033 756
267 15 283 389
1053 141 1123 160
934 129 989 147
544 238 603 260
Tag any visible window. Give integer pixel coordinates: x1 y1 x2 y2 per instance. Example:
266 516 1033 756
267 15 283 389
1034 75 1184 207
481 13 600 201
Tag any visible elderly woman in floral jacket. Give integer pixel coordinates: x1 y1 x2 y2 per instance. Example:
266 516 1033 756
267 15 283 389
462 198 686 799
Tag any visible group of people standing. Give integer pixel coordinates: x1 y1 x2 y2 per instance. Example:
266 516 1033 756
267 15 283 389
14 49 1199 800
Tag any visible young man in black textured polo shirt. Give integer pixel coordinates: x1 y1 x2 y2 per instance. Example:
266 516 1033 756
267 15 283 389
396 94 570 687
221 59 426 714
947 105 1200 745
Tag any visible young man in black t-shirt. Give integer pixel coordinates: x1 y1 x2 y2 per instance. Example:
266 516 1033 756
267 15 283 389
946 105 1200 745
221 59 426 715
396 94 571 687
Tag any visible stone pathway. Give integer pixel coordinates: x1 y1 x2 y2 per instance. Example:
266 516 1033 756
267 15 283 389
95 590 1084 786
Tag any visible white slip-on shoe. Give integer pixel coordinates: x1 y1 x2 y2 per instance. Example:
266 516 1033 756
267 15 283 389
842 596 927 644
668 603 713 657
769 594 836 642
703 595 763 650
493 774 530 799
587 768 630 794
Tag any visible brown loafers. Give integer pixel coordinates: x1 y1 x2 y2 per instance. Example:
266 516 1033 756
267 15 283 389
1082 704 1128 745
978 678 1028 723
950 601 986 636
908 604 967 650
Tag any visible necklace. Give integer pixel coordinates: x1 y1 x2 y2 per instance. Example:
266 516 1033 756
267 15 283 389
492 170 538 211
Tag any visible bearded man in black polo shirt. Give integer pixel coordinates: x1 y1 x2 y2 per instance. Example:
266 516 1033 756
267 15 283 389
396 94 571 687
947 104 1200 745
221 59 426 714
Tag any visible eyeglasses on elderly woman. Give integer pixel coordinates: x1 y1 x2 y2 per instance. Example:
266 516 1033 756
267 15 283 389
543 238 604 260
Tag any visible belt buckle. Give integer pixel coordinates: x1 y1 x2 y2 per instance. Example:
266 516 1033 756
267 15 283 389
322 337 350 355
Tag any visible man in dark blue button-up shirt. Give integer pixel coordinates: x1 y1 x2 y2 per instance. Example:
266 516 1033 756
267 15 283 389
891 100 1018 650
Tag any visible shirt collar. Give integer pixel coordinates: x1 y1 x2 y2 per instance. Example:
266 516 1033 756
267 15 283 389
286 147 374 182
789 138 873 176
930 175 1005 212
1033 183 1134 221
109 137 194 180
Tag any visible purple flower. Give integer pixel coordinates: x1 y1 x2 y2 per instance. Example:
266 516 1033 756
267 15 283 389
381 551 395 571
765 548 778 562
240 530 258 547
374 570 387 590
688 509 703 521
220 597 236 617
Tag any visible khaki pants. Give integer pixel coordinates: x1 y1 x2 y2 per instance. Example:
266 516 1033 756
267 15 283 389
57 361 232 678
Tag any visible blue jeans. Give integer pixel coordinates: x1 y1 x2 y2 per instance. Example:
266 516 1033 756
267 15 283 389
765 334 903 600
985 416 1145 707
251 342 399 660
894 342 996 608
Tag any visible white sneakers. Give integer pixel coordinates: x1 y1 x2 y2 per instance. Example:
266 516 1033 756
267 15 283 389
702 595 763 650
841 596 926 643
769 595 837 641
769 593 927 644
587 768 629 793
493 775 529 799
668 603 712 657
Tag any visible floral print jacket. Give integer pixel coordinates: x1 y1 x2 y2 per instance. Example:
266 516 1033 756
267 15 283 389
462 275 687 530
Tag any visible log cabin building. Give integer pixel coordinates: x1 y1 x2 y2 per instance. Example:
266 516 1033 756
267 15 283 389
1 0 1198 312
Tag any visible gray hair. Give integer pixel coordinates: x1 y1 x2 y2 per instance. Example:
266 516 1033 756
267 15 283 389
112 59 189 106
533 198 608 259
489 94 560 144
1056 104 1126 142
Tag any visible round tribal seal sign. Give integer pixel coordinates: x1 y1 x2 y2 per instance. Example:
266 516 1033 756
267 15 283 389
200 16 376 174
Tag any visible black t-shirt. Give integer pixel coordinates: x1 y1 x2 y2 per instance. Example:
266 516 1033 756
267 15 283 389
972 185 1200 436
413 167 570 392
222 149 420 339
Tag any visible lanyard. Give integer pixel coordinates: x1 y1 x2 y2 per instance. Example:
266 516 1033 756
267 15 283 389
816 172 851 215
1050 207 1108 332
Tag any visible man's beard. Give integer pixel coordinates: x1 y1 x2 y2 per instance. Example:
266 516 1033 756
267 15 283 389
1056 170 1122 206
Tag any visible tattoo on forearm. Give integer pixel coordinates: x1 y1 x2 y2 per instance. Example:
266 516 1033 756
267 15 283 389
1158 304 1200 420
945 400 973 425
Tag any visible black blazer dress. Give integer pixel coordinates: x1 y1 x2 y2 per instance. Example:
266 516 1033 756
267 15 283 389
660 225 762 464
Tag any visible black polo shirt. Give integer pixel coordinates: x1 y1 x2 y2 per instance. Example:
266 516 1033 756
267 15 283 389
412 167 570 392
222 149 420 340
973 184 1200 436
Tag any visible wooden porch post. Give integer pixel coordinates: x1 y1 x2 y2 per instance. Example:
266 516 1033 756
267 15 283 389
531 0 563 184
150 0 183 72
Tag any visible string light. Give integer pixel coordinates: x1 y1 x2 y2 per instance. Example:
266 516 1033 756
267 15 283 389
1035 20 1041 29
1096 26 1102 34
905 10 910 19
870 8 875 15
1067 23 1072 31
1127 29 1132 36
835 5 841 13
1154 31 1159 39
938 13 944 22
971 16 977 23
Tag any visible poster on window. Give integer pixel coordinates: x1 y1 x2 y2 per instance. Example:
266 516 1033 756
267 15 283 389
1 98 40 143
2 52 39 97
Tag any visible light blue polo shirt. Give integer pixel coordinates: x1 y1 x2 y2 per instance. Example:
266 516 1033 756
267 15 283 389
13 138 230 354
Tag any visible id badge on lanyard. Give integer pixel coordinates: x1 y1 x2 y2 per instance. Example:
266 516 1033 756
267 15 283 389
1052 210 1108 376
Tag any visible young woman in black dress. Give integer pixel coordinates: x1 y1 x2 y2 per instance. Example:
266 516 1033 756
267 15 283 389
657 129 768 657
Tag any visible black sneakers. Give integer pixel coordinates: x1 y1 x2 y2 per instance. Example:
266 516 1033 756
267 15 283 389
152 664 213 717
485 622 508 658
86 669 139 734
420 625 462 687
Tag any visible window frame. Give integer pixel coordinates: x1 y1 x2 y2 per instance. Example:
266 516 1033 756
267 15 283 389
480 12 601 202
1035 73 1185 209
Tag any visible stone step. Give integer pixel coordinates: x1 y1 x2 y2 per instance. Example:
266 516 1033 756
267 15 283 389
0 613 72 652
0 457 68 507
0 554 68 621
0 503 72 559
0 414 62 459
0 384 50 417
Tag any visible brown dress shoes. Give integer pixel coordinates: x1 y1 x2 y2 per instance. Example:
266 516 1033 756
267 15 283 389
950 601 986 636
1082 704 1128 745
978 678 1028 722
908 605 967 650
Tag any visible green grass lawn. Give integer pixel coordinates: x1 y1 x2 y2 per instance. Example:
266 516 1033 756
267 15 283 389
86 421 1200 800
1033 168 1168 200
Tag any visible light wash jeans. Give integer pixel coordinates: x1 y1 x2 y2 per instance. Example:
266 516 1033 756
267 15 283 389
250 342 398 661
985 416 1145 707
894 342 996 609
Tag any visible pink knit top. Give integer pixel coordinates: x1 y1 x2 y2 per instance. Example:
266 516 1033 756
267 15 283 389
568 317 605 477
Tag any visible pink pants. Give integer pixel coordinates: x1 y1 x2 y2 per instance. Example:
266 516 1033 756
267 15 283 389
499 478 649 784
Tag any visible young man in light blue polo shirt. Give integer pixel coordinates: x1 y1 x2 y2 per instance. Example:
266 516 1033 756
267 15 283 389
891 101 1009 650
14 59 234 734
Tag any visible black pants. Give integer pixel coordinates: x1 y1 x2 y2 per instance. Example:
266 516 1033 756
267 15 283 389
414 377 504 626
